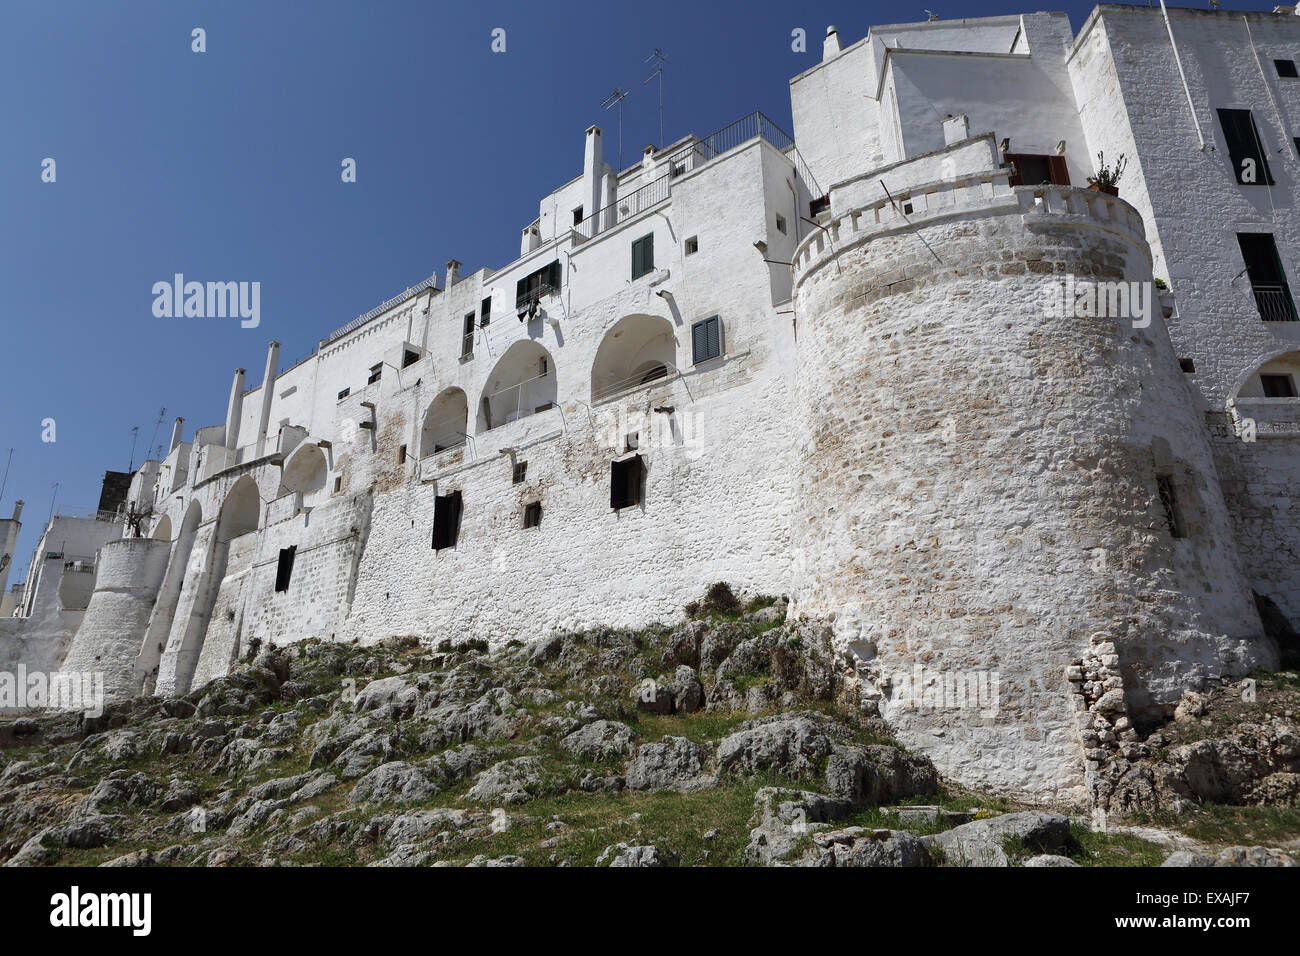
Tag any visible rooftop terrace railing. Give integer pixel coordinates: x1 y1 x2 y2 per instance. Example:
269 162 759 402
323 274 439 346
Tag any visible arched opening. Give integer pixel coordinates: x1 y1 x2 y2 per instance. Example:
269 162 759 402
137 500 202 695
218 475 261 542
152 515 173 541
478 340 558 431
591 314 676 402
421 387 469 457
280 442 328 501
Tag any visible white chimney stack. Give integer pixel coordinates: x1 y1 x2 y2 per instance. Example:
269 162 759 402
823 25 842 61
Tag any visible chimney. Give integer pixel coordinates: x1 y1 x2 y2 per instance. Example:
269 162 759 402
225 368 246 450
642 144 659 177
942 114 970 146
445 260 461 287
11 500 22 522
823 25 842 61
169 417 185 453
582 126 604 231
256 341 281 449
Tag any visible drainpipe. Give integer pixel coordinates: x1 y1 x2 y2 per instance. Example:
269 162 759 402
1159 1 1208 151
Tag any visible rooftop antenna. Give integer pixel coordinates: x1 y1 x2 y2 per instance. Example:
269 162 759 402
0 447 12 504
127 425 139 472
601 87 631 170
925 10 939 21
47 482 59 524
145 407 166 464
644 48 669 149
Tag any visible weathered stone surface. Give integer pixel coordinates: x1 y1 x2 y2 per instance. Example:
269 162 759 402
625 737 715 792
1162 846 1297 867
926 812 1072 867
560 720 636 762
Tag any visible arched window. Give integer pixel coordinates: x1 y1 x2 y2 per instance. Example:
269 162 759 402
591 314 676 402
478 340 558 431
421 388 469 456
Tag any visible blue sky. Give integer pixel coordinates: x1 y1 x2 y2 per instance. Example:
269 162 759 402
0 0 1281 582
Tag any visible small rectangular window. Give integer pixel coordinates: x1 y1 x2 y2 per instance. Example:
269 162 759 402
775 213 787 235
1217 109 1275 186
1156 475 1185 539
462 313 475 357
398 444 408 464
572 206 584 226
1261 373 1297 398
1179 358 1196 373
691 315 723 365
433 491 462 551
611 455 644 510
402 349 420 368
368 363 382 385
685 236 698 255
523 501 542 529
512 461 527 484
1276 59 1298 78
480 297 492 327
337 388 350 401
275 546 296 592
333 475 343 493
632 233 655 279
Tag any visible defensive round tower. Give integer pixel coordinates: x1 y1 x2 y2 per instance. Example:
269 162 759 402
60 537 172 704
789 145 1275 801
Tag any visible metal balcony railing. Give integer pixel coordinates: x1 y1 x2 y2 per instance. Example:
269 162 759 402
1253 284 1299 322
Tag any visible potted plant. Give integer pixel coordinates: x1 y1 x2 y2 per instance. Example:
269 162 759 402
1087 150 1128 196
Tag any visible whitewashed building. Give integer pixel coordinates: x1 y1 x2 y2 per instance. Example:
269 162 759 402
6 4 1300 802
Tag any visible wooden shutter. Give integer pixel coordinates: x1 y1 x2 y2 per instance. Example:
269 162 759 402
433 492 462 550
693 316 721 364
1048 155 1070 186
275 546 296 592
515 276 528 308
546 260 561 292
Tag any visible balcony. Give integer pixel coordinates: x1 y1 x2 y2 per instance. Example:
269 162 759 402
1252 284 1299 323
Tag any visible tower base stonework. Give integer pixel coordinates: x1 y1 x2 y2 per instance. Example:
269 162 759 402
791 175 1273 800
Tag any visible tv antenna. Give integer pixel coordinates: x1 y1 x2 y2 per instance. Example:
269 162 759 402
128 425 139 472
47 482 59 524
145 407 166 465
601 87 630 170
644 48 669 149
0 447 12 504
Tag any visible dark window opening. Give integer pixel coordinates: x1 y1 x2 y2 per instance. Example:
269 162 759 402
775 214 787 235
572 206 584 226
632 233 655 279
685 236 698 255
398 444 407 464
333 475 343 493
809 195 830 218
1006 153 1070 187
1156 475 1185 539
1261 373 1297 398
512 461 527 484
692 315 723 365
402 349 420 368
462 313 475 357
610 455 644 510
515 260 562 309
480 297 492 327
1237 232 1297 321
523 501 542 529
433 491 463 551
1217 109 1275 185
625 432 639 453
671 163 686 178
368 363 382 385
1277 59 1298 78
337 387 350 401
275 546 296 592
1179 358 1196 373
